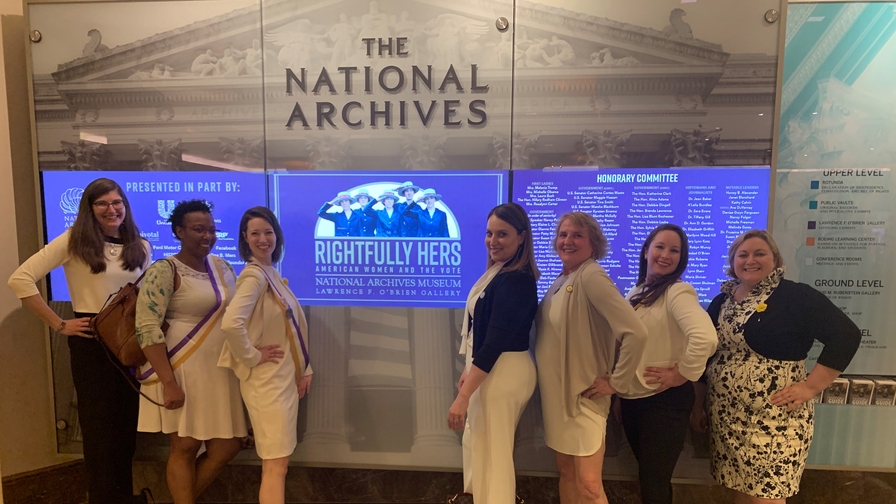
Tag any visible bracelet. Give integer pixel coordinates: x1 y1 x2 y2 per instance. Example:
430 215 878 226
56 320 66 333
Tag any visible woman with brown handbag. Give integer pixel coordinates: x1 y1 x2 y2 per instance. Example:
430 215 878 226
7 177 152 504
135 199 246 504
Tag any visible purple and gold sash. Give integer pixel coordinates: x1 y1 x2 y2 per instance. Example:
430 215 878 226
137 257 230 384
249 264 310 372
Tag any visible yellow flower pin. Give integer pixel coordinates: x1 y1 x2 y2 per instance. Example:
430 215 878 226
756 302 767 313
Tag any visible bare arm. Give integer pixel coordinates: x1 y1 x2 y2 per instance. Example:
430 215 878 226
141 343 184 410
447 365 488 431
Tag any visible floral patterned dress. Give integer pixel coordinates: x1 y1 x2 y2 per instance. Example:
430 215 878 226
706 268 813 499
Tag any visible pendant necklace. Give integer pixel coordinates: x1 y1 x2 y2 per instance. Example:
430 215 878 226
104 235 123 256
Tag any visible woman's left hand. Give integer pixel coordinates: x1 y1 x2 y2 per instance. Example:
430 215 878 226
297 373 313 399
447 395 469 432
644 364 688 393
583 375 616 400
769 381 817 411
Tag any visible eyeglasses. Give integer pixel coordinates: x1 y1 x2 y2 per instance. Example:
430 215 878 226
93 199 124 211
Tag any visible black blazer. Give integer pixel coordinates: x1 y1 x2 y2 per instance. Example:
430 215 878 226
469 269 537 373
707 278 861 371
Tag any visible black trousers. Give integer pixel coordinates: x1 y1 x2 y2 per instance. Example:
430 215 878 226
619 382 695 504
68 333 140 504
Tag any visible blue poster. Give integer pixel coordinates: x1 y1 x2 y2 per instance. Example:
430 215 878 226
272 171 507 308
512 167 771 303
41 171 267 301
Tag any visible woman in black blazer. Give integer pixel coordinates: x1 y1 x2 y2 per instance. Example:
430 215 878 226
692 229 860 503
447 203 540 504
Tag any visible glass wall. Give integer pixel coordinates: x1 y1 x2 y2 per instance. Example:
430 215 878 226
26 0 785 477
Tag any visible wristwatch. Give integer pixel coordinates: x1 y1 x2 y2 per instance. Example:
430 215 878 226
56 320 66 333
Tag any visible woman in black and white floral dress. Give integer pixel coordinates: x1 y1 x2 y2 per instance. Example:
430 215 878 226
691 230 860 504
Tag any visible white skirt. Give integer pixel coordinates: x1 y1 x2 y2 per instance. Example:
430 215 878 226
240 349 299 459
138 329 247 440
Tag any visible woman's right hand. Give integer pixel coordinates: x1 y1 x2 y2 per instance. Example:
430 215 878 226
59 317 92 338
690 404 708 433
256 344 284 365
161 380 185 410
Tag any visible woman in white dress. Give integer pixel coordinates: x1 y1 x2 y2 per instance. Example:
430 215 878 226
447 202 539 504
535 211 648 504
618 224 717 504
136 200 247 504
220 206 312 504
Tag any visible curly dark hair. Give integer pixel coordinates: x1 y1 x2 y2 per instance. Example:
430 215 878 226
168 199 214 240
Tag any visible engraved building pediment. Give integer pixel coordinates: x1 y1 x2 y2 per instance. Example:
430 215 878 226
50 0 730 90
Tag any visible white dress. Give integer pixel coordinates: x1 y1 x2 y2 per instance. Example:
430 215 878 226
535 273 607 456
222 264 301 459
138 256 247 440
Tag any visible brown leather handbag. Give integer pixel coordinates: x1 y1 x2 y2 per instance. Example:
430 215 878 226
91 259 177 367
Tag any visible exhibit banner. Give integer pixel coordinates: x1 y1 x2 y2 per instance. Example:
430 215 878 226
272 170 507 308
513 167 771 303
773 168 893 374
41 171 266 301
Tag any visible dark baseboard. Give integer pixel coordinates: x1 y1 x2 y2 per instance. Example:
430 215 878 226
1 460 88 504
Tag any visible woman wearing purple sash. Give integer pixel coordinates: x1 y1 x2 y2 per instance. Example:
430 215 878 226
136 200 246 504
220 206 312 504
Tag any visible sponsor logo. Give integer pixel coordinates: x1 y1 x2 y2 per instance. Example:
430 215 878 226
141 231 160 242
158 200 175 219
60 188 83 215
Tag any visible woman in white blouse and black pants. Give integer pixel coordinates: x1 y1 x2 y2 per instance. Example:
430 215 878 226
8 178 152 504
619 224 718 504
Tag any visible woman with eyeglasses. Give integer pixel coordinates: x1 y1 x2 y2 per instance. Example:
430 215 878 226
135 199 246 504
7 178 152 504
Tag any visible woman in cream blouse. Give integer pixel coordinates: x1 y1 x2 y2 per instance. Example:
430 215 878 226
220 206 312 504
535 211 648 504
619 224 717 504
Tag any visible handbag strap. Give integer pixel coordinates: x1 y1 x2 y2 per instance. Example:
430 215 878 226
90 258 180 408
93 336 166 407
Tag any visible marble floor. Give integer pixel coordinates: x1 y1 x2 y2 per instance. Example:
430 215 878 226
3 460 896 503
